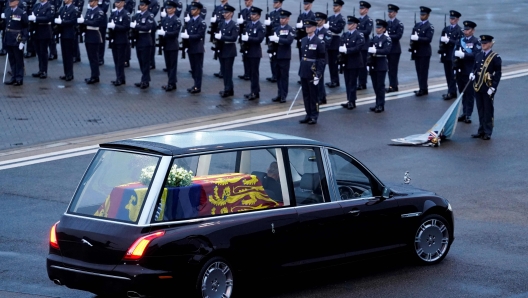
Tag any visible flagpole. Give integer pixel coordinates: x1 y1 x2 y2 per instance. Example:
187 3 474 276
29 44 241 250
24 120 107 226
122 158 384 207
287 86 302 115
3 54 8 83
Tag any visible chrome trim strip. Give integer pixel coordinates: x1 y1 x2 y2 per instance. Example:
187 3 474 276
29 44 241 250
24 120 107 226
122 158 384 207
401 212 422 218
138 156 173 225
50 265 131 281
320 147 340 202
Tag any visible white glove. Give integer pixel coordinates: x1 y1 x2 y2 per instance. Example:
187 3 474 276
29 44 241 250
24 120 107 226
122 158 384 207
160 9 166 18
77 15 84 24
1 13 5 19
269 32 279 43
107 19 115 29
454 48 465 58
469 73 475 81
410 32 418 41
313 77 319 86
368 45 376 54
214 31 222 40
210 15 217 23
440 33 449 44
339 45 347 53
236 15 244 24
54 16 62 24
323 22 329 29
137 9 141 14
264 17 271 26
112 7 117 12
29 12 36 22
184 14 190 22
19 43 25 50
157 27 166 36
181 29 189 39
241 32 248 41
487 87 495 96
384 31 389 37
130 20 136 28
296 21 302 29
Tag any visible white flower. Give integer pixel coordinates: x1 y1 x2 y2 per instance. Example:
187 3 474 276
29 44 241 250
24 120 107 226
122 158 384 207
140 165 193 187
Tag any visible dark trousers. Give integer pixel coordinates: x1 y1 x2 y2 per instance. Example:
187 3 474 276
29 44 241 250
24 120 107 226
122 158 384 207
317 64 326 103
60 38 75 77
126 40 131 61
475 89 494 136
220 56 234 92
6 45 24 81
137 46 151 83
150 30 156 68
112 43 127 82
414 56 430 91
344 68 359 104
188 52 203 89
387 53 401 89
164 49 178 86
370 70 387 107
301 77 319 121
86 43 100 78
98 27 107 63
242 54 249 76
35 38 50 73
456 74 474 117
327 50 339 85
358 49 368 86
443 60 456 95
26 35 35 54
269 57 277 79
248 57 261 94
48 38 57 56
74 35 81 60
275 59 290 100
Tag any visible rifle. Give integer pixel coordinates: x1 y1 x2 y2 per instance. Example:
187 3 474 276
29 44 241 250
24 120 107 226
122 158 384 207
438 13 447 61
295 1 305 49
384 11 386 21
207 0 218 43
264 0 272 44
353 6 355 17
180 0 189 58
326 2 328 18
156 22 166 55
408 12 416 60
129 11 138 48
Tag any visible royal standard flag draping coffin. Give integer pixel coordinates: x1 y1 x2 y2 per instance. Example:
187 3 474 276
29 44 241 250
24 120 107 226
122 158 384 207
391 95 462 147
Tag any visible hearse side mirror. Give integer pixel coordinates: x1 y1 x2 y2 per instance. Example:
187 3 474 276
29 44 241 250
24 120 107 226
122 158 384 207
381 187 391 199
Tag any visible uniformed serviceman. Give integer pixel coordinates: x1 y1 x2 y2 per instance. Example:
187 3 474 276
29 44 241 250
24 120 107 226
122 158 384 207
72 0 83 62
123 0 133 13
324 0 345 89
367 19 391 113
78 0 103 84
294 0 314 59
54 0 77 81
439 10 463 100
215 4 238 97
123 0 134 67
131 0 155 88
339 15 364 110
184 0 205 19
97 0 109 65
29 0 54 79
314 12 327 104
410 6 434 97
298 19 325 124
48 0 60 60
210 0 228 78
160 0 181 17
108 0 130 86
385 3 403 93
147 0 159 69
454 20 480 124
356 0 372 90
241 6 264 100
264 0 282 83
182 1 205 94
3 0 28 86
0 0 8 56
269 9 294 103
469 35 501 140
236 0 251 80
156 0 180 91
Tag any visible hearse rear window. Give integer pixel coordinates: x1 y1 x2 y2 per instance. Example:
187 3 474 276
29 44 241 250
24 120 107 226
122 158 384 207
68 150 160 223
153 148 289 222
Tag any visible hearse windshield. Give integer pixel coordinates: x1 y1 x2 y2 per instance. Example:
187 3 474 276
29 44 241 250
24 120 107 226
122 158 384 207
68 149 161 223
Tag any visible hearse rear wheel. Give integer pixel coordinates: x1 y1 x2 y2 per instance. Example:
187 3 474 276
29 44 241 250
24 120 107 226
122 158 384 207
197 257 234 298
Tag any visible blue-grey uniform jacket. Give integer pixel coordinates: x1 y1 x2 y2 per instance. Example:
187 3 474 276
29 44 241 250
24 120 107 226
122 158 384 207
357 14 372 51
32 1 54 39
132 11 155 47
160 14 181 51
298 34 325 79
147 0 159 16
187 15 205 54
97 0 109 27
108 8 130 44
268 7 281 29
411 20 434 57
340 29 364 69
244 20 264 58
453 35 481 75
4 6 28 46
387 17 403 54
472 50 502 92
369 34 392 71
185 2 206 19
217 19 238 58
56 4 78 39
274 24 294 59
326 13 345 50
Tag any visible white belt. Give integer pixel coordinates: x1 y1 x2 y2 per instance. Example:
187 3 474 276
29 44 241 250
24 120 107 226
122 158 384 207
87 26 99 30
139 30 151 33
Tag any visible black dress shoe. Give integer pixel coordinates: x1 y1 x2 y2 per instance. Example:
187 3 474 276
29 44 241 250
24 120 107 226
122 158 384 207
73 57 81 63
299 118 310 124
341 102 355 109
385 86 398 93
99 61 104 66
214 72 223 78
85 77 100 84
60 75 74 81
320 97 327 105
13 80 23 86
442 93 456 100
48 54 57 60
124 61 130 67
0 49 7 56
134 82 142 87
40 72 47 79
189 87 201 94
280 98 286 103
471 133 484 138
140 82 149 89
464 116 472 124
112 80 125 86
266 77 277 82
150 65 155 70
458 115 466 122
375 106 385 113
482 134 491 140
220 90 234 98
369 106 377 112
271 96 281 102
32 72 42 77
414 89 428 97
4 79 15 85
162 84 176 91
24 53 36 58
308 118 317 124
163 68 167 72
357 84 366 90
297 80 302 85
60 75 67 80
246 93 259 100
325 82 340 88
238 75 248 80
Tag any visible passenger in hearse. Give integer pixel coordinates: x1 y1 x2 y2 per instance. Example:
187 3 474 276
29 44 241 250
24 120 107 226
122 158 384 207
261 162 283 202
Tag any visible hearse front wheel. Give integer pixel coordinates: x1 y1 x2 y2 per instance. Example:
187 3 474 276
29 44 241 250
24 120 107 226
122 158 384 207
412 214 452 265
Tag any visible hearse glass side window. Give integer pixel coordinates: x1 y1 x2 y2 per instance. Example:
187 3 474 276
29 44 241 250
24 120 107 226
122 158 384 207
68 150 160 223
153 148 289 222
327 149 373 200
287 147 328 205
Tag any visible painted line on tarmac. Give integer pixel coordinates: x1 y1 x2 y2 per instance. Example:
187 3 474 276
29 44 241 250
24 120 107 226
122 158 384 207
1 68 528 171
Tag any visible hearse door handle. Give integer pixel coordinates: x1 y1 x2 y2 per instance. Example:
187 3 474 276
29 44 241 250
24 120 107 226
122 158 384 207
348 209 360 216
